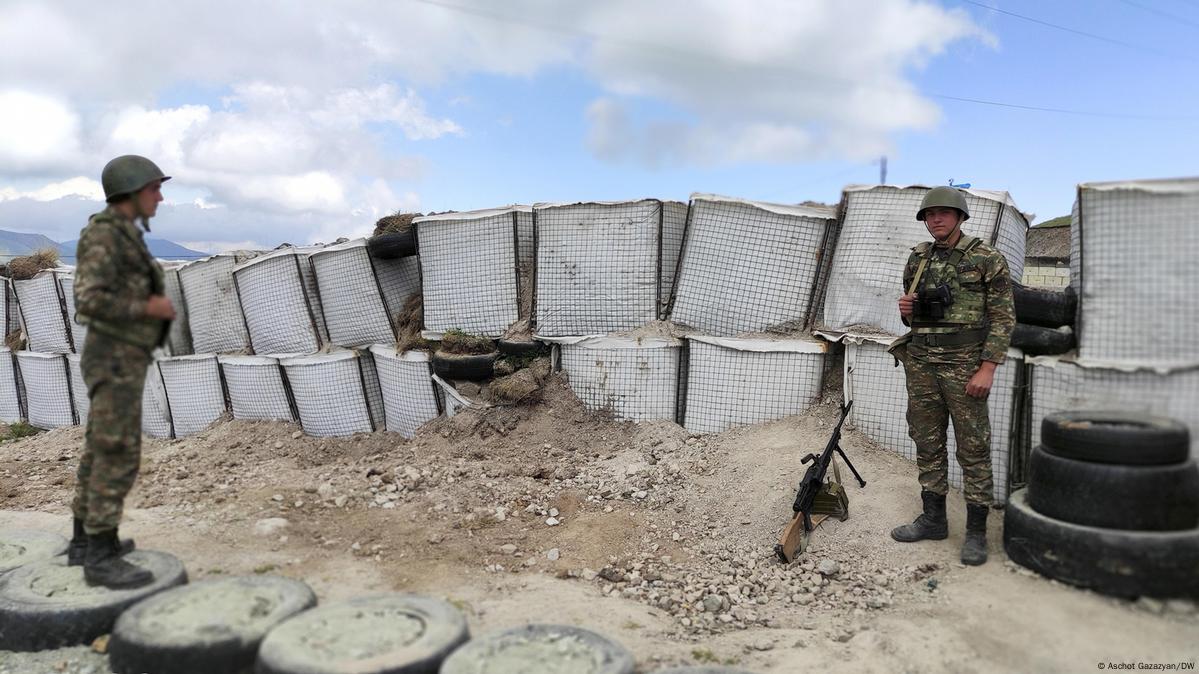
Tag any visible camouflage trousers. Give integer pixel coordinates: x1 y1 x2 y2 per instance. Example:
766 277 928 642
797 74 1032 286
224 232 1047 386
72 332 151 534
901 353 994 506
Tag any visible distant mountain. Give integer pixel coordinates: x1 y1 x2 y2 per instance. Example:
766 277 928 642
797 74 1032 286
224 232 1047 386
0 229 205 264
0 230 64 257
58 237 206 262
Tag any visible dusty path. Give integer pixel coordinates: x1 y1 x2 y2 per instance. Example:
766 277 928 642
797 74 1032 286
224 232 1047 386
0 378 1194 673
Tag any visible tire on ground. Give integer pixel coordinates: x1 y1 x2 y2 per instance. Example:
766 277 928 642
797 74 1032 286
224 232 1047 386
0 529 69 575
109 575 316 674
0 550 187 651
1009 323 1074 356
1013 283 1077 328
440 624 634 674
1027 446 1199 531
497 339 547 357
1003 489 1199 599
367 231 417 259
1041 411 1191 465
256 593 469 674
431 351 497 381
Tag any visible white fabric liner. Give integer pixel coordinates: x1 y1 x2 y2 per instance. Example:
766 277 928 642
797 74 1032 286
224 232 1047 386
160 262 193 356
142 362 173 439
417 210 519 337
358 349 385 431
234 248 324 354
533 200 662 336
67 354 87 426
684 338 825 434
0 349 22 423
158 355 226 437
821 185 1029 337
1028 356 1198 457
218 355 295 422
842 341 1021 504
56 274 87 354
689 192 836 220
670 195 835 337
431 374 474 417
1074 179 1199 368
660 201 688 315
536 335 681 348
281 350 374 437
310 240 396 348
414 205 532 223
179 255 252 354
13 273 73 354
688 335 827 353
369 345 440 438
559 338 680 422
516 210 535 275
373 255 422 329
17 351 75 430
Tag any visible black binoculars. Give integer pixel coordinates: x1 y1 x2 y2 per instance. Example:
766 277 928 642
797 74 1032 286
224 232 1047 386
913 283 954 321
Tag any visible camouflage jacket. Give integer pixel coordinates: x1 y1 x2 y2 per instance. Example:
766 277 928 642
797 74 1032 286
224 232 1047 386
73 207 169 350
901 234 1016 364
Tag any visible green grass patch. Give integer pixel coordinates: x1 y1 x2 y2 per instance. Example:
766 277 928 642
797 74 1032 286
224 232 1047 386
1 422 42 443
252 563 280 575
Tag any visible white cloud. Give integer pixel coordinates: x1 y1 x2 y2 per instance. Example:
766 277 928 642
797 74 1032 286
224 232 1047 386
0 176 102 203
0 91 83 172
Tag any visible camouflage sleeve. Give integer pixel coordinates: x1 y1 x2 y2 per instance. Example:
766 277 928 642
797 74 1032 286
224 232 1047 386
74 222 147 322
981 251 1015 363
900 250 920 327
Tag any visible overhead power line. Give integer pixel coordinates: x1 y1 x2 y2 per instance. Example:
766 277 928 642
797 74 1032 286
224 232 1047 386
1115 0 1199 30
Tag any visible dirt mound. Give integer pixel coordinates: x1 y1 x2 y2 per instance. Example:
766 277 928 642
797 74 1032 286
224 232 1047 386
439 330 495 356
6 249 59 280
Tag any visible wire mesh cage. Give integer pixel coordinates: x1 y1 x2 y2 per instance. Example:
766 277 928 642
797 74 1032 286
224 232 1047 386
218 355 297 422
160 262 194 356
281 350 376 437
1 278 14 337
66 353 87 426
55 273 87 354
533 200 663 336
660 201 688 316
309 240 399 348
843 338 1022 504
369 345 440 438
13 272 73 354
142 361 173 439
16 351 75 429
670 194 837 337
821 185 1029 337
416 207 523 338
1074 179 1199 368
234 247 325 355
158 354 227 437
683 336 826 434
549 335 681 422
0 348 23 423
179 254 254 354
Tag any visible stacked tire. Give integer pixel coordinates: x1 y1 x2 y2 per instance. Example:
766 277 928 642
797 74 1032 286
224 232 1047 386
1004 411 1199 598
1009 283 1076 356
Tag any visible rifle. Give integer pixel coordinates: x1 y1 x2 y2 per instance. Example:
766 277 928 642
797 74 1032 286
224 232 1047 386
775 401 866 563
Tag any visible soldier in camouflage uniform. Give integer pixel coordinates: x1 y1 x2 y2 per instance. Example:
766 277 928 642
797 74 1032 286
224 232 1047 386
888 186 1015 566
68 155 176 588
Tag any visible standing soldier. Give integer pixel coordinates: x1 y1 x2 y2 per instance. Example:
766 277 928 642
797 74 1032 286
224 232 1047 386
67 155 176 588
889 186 1015 565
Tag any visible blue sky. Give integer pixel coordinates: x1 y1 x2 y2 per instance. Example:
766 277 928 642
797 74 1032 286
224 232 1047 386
0 0 1195 250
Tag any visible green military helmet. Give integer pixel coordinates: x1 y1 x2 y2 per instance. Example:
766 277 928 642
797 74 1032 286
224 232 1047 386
101 155 170 203
916 186 970 222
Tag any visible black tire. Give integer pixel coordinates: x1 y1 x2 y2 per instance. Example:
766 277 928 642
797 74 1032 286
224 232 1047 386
1013 284 1077 329
1009 323 1074 356
1003 488 1199 598
0 550 187 651
367 231 416 259
432 351 497 381
1041 411 1191 466
440 624 635 674
497 339 547 357
0 529 69 575
256 594 469 674
1027 446 1199 531
109 575 316 674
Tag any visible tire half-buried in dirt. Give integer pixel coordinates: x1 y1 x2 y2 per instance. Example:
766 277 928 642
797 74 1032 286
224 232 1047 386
1003 488 1199 599
440 624 635 674
367 231 417 259
0 550 186 651
431 351 497 381
1041 411 1191 465
0 529 69 575
108 575 316 674
255 593 469 674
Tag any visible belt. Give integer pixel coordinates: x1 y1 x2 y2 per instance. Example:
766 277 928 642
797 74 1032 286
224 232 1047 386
909 328 988 347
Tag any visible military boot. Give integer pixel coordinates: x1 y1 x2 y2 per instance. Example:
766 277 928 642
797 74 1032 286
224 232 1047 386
68 518 135 566
83 530 153 589
890 490 949 542
961 503 989 566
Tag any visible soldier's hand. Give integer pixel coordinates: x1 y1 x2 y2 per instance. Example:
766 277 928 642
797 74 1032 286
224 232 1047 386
145 294 176 320
898 293 917 319
966 362 997 399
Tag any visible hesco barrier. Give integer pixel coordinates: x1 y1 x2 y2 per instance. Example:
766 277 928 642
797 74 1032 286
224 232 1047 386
369 345 441 438
533 200 665 336
842 338 1023 504
16 351 75 430
234 246 327 355
55 273 86 354
179 254 254 354
310 240 415 348
683 336 826 434
158 354 227 437
281 351 377 437
659 201 688 316
415 207 524 338
142 362 173 439
820 185 1029 337
160 262 193 356
218 355 296 423
1074 179 1199 368
547 336 682 423
66 354 87 426
1 278 16 336
13 272 73 354
670 194 837 337
0 349 22 423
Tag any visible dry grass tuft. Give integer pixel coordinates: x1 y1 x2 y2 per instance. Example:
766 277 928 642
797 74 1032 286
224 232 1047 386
440 329 496 356
8 248 60 280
